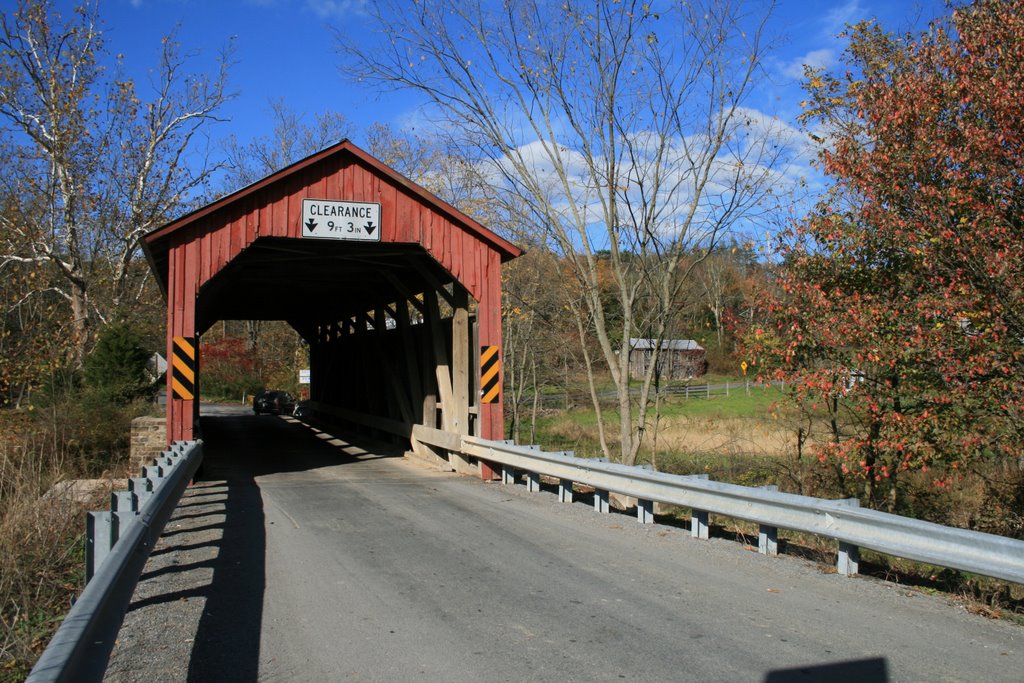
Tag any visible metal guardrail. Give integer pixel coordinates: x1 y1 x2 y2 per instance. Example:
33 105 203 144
26 440 203 683
450 435 1024 584
309 403 1022 583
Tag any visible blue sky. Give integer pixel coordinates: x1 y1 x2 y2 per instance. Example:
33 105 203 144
88 0 950 155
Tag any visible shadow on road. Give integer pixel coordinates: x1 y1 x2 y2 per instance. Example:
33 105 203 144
186 414 403 681
113 411 402 682
184 472 264 683
765 656 888 682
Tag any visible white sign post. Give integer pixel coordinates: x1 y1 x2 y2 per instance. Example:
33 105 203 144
301 199 381 242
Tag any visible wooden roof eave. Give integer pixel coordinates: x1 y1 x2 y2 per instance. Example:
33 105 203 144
141 139 523 293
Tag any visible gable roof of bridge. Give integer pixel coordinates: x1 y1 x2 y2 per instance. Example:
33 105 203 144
142 139 522 304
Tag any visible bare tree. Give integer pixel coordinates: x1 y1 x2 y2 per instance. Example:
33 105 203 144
502 246 574 443
341 0 791 463
0 0 233 365
222 98 352 191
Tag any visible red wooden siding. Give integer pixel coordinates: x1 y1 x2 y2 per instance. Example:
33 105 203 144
168 164 500 304
148 140 520 443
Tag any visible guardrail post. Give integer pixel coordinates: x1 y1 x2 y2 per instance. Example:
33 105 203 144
526 471 541 493
831 498 861 576
142 464 164 481
558 479 573 503
502 465 517 485
692 510 709 539
759 525 778 555
86 510 137 585
755 486 779 555
837 542 860 576
638 499 654 524
594 489 610 514
129 477 153 509
111 489 137 513
86 511 112 583
112 509 133 541
110 490 139 556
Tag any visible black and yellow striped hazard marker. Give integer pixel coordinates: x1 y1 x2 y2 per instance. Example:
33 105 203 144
480 345 500 404
171 336 196 400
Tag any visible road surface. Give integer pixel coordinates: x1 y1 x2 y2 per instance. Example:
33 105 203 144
105 410 1022 681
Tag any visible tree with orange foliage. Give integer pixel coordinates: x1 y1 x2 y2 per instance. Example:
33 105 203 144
747 0 1024 518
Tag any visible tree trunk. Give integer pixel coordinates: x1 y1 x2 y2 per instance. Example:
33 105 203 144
530 357 539 445
69 274 91 367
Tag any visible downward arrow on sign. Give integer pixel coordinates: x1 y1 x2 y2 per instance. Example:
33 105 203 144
364 221 377 236
304 218 318 233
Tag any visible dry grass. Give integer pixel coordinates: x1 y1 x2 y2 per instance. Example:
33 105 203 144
0 423 82 681
653 415 795 458
0 406 137 682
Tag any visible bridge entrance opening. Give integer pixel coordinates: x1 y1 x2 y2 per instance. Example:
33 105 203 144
143 140 521 478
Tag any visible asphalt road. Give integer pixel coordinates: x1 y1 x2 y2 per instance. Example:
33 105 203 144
105 411 1023 682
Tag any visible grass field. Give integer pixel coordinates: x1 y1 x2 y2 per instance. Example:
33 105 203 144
528 381 797 473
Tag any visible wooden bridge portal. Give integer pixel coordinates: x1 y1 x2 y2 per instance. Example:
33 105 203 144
142 140 521 477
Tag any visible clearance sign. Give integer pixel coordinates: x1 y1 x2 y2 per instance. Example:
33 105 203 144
301 199 381 242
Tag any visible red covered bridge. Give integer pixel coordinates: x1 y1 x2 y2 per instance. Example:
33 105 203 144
142 140 521 477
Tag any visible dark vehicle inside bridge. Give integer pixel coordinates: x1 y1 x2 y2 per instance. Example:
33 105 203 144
253 390 296 416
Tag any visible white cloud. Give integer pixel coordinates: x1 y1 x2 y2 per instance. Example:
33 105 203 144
478 105 812 250
822 0 866 37
774 0 865 82
305 0 367 19
780 48 835 80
